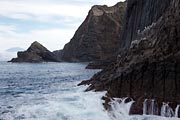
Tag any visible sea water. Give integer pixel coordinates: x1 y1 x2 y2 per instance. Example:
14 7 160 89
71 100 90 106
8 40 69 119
0 61 179 120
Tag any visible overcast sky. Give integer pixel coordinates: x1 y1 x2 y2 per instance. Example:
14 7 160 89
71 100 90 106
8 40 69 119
0 0 124 53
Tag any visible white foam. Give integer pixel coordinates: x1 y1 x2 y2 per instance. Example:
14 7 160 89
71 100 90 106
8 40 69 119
108 98 180 120
2 82 180 120
12 83 110 120
161 102 175 117
175 105 180 118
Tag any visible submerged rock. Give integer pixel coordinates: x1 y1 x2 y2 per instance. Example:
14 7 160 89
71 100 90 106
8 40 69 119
10 41 60 62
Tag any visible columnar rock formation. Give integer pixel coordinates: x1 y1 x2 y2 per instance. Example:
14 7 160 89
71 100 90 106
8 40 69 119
10 41 59 62
80 0 180 116
120 0 172 48
61 2 126 62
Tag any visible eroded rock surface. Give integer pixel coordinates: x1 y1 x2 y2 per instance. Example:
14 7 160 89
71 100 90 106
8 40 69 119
61 2 126 62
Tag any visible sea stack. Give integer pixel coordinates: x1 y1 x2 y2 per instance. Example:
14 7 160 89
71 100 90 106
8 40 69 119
10 41 59 62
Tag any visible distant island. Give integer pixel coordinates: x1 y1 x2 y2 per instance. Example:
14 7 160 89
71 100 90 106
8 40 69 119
10 41 61 62
6 47 25 53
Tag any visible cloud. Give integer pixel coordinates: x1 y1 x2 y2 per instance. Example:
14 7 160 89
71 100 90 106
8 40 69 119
0 0 124 22
0 0 91 22
0 24 76 51
0 24 16 33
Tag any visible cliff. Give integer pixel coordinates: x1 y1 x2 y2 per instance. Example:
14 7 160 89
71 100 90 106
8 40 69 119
60 2 126 62
10 41 60 62
80 0 180 117
120 0 172 49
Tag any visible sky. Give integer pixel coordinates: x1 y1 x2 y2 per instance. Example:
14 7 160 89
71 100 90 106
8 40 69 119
0 0 124 54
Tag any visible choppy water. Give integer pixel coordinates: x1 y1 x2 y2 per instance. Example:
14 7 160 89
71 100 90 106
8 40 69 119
0 62 179 120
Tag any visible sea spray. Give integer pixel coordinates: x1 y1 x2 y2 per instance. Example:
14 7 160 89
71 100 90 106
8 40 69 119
107 97 180 120
108 97 134 120
14 85 110 120
150 99 155 115
143 99 148 115
143 99 158 115
160 102 174 117
143 99 178 117
175 105 180 118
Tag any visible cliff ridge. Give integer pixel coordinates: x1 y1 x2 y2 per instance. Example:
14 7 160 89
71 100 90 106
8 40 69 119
60 2 127 62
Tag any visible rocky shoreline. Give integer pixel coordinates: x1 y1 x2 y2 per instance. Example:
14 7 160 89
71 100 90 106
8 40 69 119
79 0 180 117
10 0 180 117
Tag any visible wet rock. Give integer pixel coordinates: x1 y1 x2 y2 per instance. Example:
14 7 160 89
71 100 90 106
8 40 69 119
102 96 111 110
77 80 92 86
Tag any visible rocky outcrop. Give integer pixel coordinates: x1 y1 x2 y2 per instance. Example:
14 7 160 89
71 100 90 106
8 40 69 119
52 50 63 61
80 0 180 116
85 60 112 69
60 2 126 62
10 41 60 62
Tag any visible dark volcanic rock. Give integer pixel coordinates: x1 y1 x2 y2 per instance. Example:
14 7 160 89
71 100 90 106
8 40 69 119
120 0 172 49
61 2 126 62
80 0 180 116
10 41 60 62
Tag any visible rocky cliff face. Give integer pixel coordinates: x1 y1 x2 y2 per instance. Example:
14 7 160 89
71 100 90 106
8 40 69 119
120 0 172 49
10 41 59 62
80 0 180 117
61 2 126 62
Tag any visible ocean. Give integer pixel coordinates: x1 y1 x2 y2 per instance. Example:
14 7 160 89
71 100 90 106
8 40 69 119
0 61 179 120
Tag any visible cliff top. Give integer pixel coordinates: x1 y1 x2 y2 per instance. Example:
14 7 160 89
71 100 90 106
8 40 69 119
91 2 126 16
